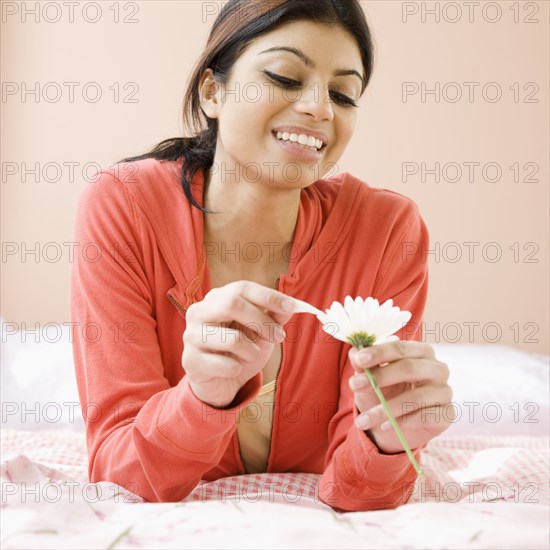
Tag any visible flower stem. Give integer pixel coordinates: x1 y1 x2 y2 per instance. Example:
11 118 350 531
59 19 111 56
359 351 424 478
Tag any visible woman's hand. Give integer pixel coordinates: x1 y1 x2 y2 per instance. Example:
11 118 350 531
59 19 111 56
182 280 295 409
348 341 456 454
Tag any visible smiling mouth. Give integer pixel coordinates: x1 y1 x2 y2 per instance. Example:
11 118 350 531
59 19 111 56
271 131 327 152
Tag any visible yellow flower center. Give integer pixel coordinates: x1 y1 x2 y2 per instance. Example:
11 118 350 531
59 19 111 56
347 332 376 348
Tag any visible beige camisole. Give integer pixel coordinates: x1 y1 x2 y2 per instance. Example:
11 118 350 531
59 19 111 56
236 379 276 473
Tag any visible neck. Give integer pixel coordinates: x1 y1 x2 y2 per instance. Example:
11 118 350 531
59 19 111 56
202 166 301 275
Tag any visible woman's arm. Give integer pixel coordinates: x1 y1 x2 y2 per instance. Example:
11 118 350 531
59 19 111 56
71 171 261 502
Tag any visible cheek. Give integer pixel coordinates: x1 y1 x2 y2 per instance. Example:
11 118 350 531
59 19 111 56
223 98 278 145
217 108 264 157
328 119 355 158
336 114 357 151
340 113 357 141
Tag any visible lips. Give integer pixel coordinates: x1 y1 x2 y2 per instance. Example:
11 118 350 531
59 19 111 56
271 131 323 160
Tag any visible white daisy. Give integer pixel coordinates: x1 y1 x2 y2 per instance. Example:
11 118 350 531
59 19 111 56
316 296 412 348
291 294 423 477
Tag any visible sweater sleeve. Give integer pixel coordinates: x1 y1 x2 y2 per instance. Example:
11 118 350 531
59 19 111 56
318 200 429 512
70 171 261 503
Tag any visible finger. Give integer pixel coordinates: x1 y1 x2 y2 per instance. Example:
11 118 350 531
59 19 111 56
352 382 377 415
354 384 453 431
349 341 435 373
196 289 284 342
237 280 297 327
217 320 270 348
379 405 456 436
350 366 409 416
257 309 291 331
189 351 243 382
233 280 296 316
349 372 370 391
187 326 261 363
350 358 449 388
198 283 291 342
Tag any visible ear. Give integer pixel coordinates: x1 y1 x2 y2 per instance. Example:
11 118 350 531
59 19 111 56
199 68 222 119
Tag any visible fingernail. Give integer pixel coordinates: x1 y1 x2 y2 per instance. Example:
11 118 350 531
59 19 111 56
357 351 372 365
354 414 371 430
381 420 391 431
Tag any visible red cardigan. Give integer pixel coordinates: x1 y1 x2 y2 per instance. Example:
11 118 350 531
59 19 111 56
70 157 429 511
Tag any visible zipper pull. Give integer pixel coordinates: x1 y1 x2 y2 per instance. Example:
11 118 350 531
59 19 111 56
167 292 187 318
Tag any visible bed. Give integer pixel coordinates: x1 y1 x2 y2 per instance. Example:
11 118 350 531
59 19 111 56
1 325 549 549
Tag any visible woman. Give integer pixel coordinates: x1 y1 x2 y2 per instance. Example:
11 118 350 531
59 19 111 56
71 0 454 512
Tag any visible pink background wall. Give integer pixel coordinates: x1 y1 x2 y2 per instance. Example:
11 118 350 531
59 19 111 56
2 1 548 353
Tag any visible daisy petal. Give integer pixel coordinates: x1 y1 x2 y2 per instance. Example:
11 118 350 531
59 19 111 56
317 294 412 349
374 335 400 346
329 301 353 337
325 325 349 343
292 298 324 316
374 307 405 339
316 312 330 325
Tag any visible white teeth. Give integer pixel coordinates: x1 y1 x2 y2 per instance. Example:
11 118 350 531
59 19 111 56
275 131 324 151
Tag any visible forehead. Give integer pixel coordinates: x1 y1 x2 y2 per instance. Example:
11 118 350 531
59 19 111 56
240 20 363 69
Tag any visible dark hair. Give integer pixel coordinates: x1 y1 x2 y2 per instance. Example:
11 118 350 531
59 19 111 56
118 0 375 213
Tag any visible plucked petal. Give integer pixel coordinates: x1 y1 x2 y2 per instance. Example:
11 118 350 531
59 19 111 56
292 298 324 316
316 312 330 325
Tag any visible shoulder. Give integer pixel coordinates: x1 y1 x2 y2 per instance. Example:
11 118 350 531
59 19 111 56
313 171 423 225
89 157 182 197
77 157 184 214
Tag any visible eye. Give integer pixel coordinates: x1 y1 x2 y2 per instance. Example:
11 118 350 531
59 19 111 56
329 90 359 108
264 70 358 109
263 70 301 89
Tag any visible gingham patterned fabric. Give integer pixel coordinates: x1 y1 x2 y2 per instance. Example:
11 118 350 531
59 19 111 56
1 429 548 506
1 429 548 549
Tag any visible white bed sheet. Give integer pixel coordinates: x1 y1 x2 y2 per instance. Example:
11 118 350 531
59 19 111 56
1 332 549 549
1 429 548 549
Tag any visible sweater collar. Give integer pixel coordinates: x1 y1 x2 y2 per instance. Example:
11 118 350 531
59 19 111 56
132 158 365 317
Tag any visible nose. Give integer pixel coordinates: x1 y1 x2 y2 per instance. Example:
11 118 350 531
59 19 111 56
293 82 334 122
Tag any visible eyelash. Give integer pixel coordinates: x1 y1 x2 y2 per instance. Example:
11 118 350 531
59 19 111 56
263 70 358 108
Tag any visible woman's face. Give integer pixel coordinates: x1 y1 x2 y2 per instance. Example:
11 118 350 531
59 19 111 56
201 20 364 189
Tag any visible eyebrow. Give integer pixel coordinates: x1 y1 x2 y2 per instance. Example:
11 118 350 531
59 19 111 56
258 46 364 84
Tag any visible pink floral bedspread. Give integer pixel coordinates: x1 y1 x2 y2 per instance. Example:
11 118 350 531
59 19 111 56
1 429 548 549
